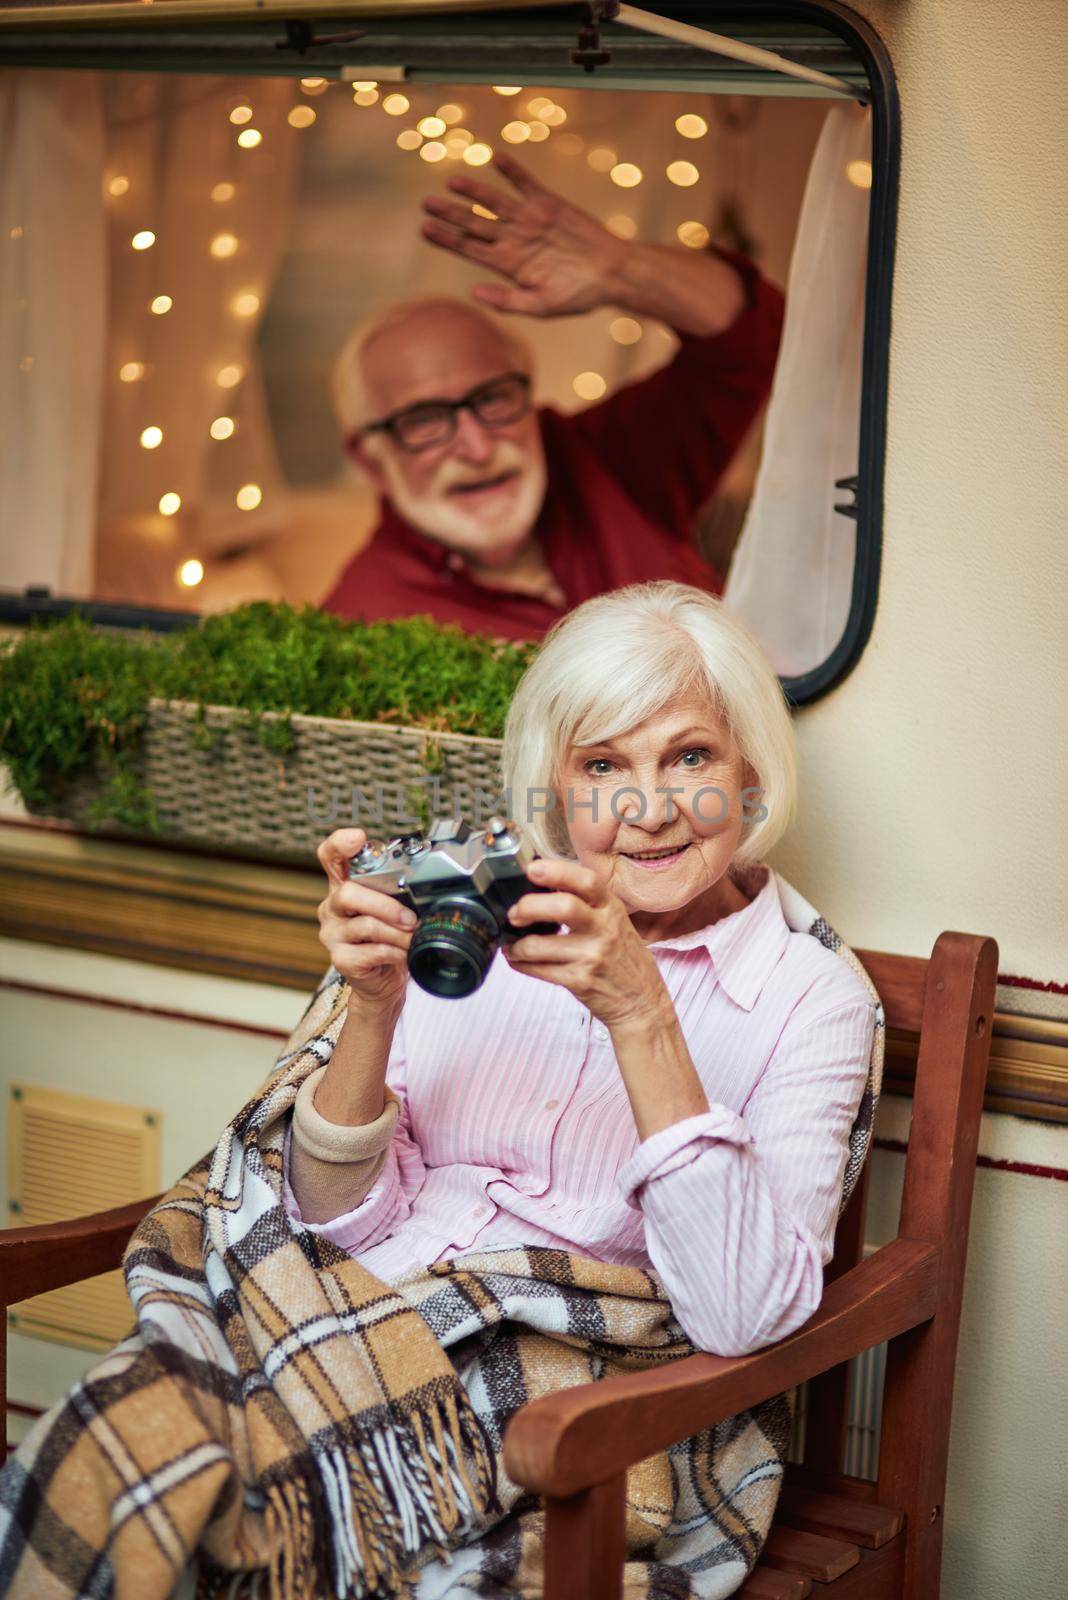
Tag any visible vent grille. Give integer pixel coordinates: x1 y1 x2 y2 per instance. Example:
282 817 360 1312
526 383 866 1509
8 1085 161 1351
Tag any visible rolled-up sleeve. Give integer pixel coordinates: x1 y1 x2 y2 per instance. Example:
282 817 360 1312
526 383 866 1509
616 996 876 1357
282 1009 428 1256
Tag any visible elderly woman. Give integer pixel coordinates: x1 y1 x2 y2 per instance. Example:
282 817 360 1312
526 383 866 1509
0 581 879 1600
289 580 876 1364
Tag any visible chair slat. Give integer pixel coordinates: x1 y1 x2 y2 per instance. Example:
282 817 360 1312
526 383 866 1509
737 1566 813 1598
762 1525 859 1581
778 1485 905 1549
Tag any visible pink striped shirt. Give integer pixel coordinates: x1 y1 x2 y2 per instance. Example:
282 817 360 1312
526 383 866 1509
282 863 877 1357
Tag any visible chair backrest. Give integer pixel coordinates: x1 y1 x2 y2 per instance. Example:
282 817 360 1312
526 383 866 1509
801 931 998 1593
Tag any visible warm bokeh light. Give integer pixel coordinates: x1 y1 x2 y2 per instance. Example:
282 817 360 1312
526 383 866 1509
573 371 607 401
178 559 203 586
587 146 616 172
666 160 700 187
677 219 710 249
237 128 262 149
353 89 379 107
140 425 163 450
675 113 708 139
502 121 531 144
209 416 235 441
463 143 493 167
288 106 317 129
526 96 553 118
382 94 410 116
419 142 447 164
349 81 377 92
231 291 260 318
119 362 146 383
606 214 638 240
131 230 156 251
493 86 522 96
610 316 643 345
159 492 182 516
235 483 262 511
150 295 173 315
436 103 463 125
10 226 23 240
538 103 567 127
610 163 643 188
229 105 253 126
471 203 498 221
556 132 584 156
300 77 328 95
396 129 423 151
211 182 235 203
526 121 550 143
210 232 239 259
216 364 244 388
444 129 474 157
418 115 446 137
846 159 873 189
107 176 129 197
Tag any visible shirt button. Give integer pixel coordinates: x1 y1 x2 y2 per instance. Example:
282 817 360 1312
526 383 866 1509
594 1023 609 1042
544 1098 559 1110
471 1204 482 1217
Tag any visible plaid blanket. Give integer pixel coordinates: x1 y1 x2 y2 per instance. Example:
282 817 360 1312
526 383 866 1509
0 882 883 1600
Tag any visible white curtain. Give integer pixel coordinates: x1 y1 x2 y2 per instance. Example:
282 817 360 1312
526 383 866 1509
725 103 872 677
95 74 300 606
0 71 106 598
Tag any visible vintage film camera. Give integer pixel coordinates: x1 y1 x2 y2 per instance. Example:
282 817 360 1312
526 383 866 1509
347 815 561 998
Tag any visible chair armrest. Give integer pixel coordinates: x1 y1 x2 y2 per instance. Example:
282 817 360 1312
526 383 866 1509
1 1197 161 1308
503 1236 940 1496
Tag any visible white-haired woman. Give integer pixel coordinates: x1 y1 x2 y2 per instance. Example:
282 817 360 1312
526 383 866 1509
289 579 876 1360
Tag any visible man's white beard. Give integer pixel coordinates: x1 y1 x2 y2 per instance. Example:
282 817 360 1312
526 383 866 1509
380 444 549 566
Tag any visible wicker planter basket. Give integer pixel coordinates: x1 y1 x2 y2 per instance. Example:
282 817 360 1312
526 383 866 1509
39 698 506 864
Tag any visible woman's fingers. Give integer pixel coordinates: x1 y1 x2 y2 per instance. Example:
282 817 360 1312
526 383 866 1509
317 827 369 886
508 890 589 928
329 913 414 950
332 880 417 929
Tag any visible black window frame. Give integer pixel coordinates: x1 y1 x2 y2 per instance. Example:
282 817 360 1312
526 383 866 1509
0 0 899 708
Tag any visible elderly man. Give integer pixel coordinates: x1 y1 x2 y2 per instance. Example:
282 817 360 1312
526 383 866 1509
322 151 784 640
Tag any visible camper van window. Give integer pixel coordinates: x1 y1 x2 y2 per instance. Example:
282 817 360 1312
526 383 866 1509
0 1 897 704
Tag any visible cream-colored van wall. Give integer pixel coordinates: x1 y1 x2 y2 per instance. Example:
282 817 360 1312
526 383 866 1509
771 0 1068 976
766 6 1068 1598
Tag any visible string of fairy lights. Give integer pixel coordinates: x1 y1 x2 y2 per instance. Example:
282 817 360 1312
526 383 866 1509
101 77 872 597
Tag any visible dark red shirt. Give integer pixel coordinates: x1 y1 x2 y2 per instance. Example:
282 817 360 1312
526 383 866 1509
321 249 784 641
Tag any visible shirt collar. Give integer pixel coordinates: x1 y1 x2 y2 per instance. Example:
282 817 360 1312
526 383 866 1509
647 862 790 1012
378 497 454 572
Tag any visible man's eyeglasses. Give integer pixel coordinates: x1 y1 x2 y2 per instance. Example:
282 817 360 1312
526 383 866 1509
352 372 533 455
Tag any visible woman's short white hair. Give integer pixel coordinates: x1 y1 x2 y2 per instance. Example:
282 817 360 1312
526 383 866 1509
501 580 797 866
332 295 534 439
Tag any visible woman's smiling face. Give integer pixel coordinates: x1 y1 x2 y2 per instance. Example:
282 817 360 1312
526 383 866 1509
556 694 753 933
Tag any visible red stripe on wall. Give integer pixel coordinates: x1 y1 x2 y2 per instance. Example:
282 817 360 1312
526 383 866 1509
0 977 292 1040
998 974 1068 995
873 1137 1068 1181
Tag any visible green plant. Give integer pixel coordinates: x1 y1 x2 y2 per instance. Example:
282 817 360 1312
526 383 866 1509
0 604 538 834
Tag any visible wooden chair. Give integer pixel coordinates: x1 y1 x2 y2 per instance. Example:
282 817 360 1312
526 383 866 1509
1 931 998 1600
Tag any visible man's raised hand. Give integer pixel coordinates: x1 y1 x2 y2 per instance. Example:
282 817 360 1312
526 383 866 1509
420 149 629 318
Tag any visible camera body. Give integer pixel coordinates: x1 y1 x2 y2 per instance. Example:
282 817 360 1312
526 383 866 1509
347 815 560 998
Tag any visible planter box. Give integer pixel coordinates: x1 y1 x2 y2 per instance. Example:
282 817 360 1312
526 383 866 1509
36 698 506 864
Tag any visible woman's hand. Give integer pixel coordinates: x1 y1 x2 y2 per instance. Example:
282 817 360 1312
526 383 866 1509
317 828 416 1012
420 150 628 318
503 857 671 1030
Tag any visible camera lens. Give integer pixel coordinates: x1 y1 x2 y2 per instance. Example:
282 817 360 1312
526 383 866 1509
407 899 500 998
